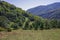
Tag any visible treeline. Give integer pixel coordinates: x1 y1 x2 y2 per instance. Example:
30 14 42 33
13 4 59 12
0 1 60 32
22 18 60 30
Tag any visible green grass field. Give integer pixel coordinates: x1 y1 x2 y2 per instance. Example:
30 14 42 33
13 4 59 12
0 29 60 40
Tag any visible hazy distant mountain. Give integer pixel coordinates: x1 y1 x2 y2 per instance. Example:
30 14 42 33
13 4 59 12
27 2 60 19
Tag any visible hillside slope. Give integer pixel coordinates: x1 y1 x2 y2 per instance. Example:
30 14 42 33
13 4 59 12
0 1 44 31
27 2 60 19
0 1 60 31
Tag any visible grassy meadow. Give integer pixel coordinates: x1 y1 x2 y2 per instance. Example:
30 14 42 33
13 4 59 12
0 29 60 40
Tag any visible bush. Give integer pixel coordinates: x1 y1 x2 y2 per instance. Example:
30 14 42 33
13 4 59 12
11 23 19 30
7 28 12 32
0 27 5 31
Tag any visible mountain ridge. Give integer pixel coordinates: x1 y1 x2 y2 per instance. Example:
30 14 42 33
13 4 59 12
27 2 60 19
0 1 60 31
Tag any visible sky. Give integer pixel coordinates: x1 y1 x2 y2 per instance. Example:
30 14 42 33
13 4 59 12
4 0 60 10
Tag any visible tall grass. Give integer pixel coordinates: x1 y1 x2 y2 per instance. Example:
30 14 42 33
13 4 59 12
0 29 60 40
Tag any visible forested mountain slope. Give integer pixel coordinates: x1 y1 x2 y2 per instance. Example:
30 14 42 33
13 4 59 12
0 1 60 31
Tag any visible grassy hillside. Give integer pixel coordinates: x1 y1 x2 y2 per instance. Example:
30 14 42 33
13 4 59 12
0 29 60 40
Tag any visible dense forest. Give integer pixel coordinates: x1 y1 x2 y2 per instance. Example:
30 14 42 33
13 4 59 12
0 1 60 32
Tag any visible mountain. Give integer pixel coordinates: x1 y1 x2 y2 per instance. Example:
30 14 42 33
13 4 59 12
0 1 60 31
0 1 45 31
27 2 60 19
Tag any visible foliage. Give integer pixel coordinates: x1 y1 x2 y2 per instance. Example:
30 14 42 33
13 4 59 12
0 1 60 32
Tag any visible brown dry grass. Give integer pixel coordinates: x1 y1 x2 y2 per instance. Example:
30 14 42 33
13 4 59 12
0 29 60 40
